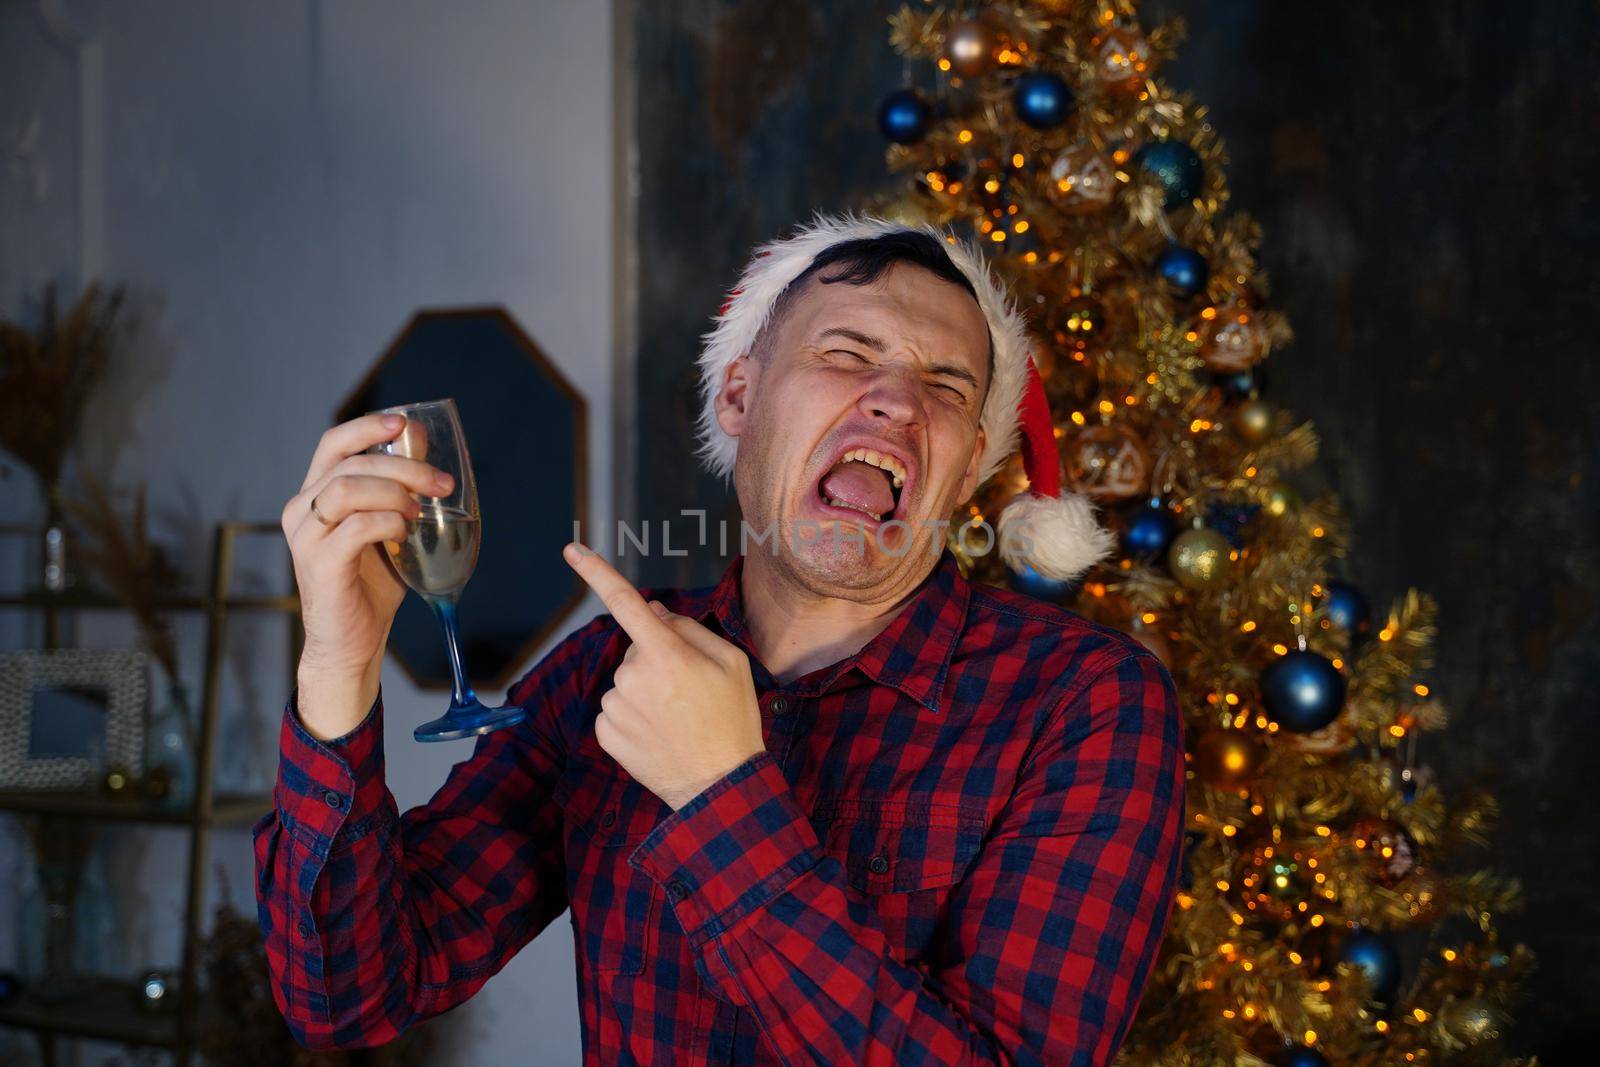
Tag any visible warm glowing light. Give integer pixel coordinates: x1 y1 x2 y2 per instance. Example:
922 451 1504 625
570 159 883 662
1014 220 1030 234
1390 724 1407 738
1224 692 1239 706
1241 620 1257 632
938 58 952 71
1098 399 1115 415
1272 643 1289 656
957 129 974 144
1376 1020 1389 1033
1415 683 1430 696
1443 948 1457 961
990 231 1006 242
1024 251 1038 263
1012 152 1025 167
1413 1008 1429 1022
1200 305 1218 320
1216 880 1230 892
1289 952 1303 965
1310 914 1325 927
1304 1030 1317 1044
1222 824 1237 836
1312 526 1326 538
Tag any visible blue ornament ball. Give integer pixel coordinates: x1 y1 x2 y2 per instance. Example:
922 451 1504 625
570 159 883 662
1261 650 1346 733
1339 929 1402 1003
1275 1046 1330 1067
1215 365 1268 397
1154 245 1208 298
1135 141 1204 209
1124 505 1176 558
1009 561 1074 602
1323 580 1372 640
1012 72 1073 128
877 89 931 144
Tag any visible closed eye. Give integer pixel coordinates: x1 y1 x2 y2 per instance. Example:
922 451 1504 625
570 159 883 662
828 349 872 363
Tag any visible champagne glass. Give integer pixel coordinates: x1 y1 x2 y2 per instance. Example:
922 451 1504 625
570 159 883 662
367 398 526 742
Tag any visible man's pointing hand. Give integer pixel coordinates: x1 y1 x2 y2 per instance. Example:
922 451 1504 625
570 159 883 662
563 542 766 811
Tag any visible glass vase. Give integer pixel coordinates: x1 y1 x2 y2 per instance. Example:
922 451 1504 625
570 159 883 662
144 681 196 810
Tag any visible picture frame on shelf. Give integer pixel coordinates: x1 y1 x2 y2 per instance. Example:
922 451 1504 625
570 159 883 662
0 649 148 790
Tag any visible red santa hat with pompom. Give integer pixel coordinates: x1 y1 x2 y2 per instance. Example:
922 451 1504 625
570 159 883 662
696 211 1115 584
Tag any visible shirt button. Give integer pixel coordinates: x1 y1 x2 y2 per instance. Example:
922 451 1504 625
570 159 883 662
868 854 890 875
323 791 344 809
667 880 689 901
771 696 787 713
601 809 617 828
296 920 313 939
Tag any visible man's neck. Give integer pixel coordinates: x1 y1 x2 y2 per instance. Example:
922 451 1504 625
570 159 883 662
739 552 922 684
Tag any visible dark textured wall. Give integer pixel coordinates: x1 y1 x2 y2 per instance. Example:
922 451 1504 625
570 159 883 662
631 2 1599 1056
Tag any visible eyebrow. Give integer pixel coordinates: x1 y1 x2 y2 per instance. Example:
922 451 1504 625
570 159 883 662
816 327 983 391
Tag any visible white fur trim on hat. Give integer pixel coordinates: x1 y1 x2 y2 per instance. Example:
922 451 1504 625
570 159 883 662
694 211 1031 487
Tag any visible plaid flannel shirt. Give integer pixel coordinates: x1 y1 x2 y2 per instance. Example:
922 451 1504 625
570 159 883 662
254 549 1185 1065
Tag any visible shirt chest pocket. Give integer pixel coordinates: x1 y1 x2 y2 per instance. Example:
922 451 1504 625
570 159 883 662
810 797 987 960
557 737 667 976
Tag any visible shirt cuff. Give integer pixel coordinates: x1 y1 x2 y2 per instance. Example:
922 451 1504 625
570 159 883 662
273 688 393 857
627 751 822 947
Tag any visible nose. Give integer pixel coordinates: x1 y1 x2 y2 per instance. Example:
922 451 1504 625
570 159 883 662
856 367 926 427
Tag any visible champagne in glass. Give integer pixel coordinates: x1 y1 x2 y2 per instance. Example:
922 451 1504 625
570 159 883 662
385 505 481 599
367 398 525 742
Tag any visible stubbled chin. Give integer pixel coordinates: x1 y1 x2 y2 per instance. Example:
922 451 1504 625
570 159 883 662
776 492 923 582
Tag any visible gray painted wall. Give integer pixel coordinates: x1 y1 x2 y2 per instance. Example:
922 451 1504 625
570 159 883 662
1 1 615 1063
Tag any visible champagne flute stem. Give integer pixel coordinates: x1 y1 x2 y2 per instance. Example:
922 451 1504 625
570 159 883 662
428 596 478 710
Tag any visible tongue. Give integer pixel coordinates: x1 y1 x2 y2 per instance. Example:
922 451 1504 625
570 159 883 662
820 460 895 519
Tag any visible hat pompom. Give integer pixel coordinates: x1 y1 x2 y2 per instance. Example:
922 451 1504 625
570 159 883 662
996 351 1114 583
997 490 1116 583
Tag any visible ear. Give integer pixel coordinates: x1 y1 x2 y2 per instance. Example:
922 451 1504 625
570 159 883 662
956 423 986 502
714 354 757 438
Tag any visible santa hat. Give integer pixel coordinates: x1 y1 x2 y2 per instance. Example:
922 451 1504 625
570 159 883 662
696 211 1114 584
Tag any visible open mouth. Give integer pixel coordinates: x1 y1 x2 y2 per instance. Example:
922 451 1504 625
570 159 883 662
815 446 909 525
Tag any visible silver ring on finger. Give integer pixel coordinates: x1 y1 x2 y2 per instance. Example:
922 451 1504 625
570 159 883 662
308 493 335 527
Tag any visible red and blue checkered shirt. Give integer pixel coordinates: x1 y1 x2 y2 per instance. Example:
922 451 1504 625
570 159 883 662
254 549 1186 1065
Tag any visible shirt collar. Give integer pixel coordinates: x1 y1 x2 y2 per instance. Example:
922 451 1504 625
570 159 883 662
692 550 970 714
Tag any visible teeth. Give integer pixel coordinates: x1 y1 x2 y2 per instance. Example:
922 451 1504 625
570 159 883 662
841 447 907 489
827 497 883 520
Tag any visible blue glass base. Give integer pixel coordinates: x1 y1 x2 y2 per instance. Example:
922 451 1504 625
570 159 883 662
414 701 526 743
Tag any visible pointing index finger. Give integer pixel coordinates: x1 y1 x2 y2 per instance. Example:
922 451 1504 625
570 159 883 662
564 542 677 647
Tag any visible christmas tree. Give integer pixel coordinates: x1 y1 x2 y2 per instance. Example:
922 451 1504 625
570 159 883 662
867 3 1535 1063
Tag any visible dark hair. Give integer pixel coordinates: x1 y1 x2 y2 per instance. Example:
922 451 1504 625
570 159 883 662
752 230 995 386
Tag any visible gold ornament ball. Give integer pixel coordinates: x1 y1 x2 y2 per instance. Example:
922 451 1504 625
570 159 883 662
1051 294 1107 352
1199 300 1272 372
1092 25 1156 95
1049 145 1118 215
1062 422 1151 503
1439 996 1505 1046
1232 397 1274 443
1130 626 1173 668
944 19 996 78
1168 527 1231 590
1195 730 1262 786
1348 816 1418 886
1262 483 1298 518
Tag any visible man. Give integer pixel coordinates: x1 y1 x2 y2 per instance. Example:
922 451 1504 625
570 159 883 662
257 213 1186 1065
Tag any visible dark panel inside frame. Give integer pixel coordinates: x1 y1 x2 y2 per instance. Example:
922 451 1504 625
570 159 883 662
339 308 588 694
